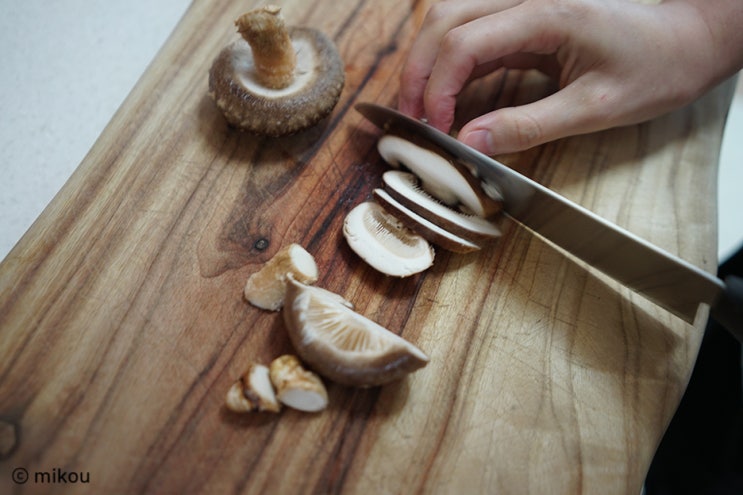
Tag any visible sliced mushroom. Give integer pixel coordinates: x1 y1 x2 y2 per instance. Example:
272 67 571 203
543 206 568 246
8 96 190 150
282 277 429 387
244 243 318 311
225 363 281 413
377 134 502 218
382 170 501 245
373 189 480 253
208 5 345 136
269 354 328 412
342 201 434 277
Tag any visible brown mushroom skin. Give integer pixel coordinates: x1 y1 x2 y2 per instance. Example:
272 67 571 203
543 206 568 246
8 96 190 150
372 189 481 254
208 27 344 137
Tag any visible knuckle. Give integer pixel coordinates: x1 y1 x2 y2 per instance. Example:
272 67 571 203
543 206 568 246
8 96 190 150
425 2 458 26
439 27 467 57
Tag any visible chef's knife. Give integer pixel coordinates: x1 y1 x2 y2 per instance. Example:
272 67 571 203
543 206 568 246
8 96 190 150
356 102 743 338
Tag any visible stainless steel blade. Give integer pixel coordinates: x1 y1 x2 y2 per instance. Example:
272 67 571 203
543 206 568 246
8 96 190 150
356 102 725 323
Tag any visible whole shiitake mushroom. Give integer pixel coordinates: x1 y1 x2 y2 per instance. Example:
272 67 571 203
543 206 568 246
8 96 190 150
208 5 345 136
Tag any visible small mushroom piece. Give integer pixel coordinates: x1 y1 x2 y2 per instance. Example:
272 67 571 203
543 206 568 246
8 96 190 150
244 243 318 311
382 170 501 245
377 134 502 218
343 201 434 277
208 5 345 136
373 189 480 254
225 363 281 413
480 177 504 202
282 277 429 387
269 355 328 412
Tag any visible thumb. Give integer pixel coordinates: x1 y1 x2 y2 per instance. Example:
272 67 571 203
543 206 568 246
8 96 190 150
458 82 612 154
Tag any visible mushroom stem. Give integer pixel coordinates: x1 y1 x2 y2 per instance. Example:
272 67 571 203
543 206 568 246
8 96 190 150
243 243 319 311
235 5 297 89
225 363 281 413
269 355 328 412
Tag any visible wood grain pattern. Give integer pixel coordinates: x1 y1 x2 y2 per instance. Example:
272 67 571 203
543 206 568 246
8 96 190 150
0 0 735 493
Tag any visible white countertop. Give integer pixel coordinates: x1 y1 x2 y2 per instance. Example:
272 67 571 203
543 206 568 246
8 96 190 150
1 0 741 262
0 0 191 260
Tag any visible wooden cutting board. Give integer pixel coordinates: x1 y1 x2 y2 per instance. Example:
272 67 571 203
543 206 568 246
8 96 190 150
0 1 735 493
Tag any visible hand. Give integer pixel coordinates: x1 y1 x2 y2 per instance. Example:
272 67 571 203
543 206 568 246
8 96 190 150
398 0 743 155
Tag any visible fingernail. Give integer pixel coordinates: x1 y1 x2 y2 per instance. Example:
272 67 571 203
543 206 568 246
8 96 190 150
462 129 495 155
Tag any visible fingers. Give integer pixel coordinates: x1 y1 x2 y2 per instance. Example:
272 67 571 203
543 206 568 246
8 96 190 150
398 0 524 119
458 78 615 154
425 10 552 131
414 2 565 133
398 0 711 155
400 0 604 152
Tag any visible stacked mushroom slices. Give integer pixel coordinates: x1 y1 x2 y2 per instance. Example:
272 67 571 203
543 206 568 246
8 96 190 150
344 133 503 276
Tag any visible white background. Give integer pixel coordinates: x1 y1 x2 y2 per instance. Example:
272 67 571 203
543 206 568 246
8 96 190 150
1 0 741 262
0 0 191 259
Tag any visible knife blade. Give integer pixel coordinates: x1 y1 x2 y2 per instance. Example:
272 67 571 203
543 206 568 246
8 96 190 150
356 102 743 336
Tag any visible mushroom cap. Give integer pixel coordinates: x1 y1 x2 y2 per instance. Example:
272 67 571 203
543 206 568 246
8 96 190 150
373 189 480 254
377 133 502 218
381 170 501 245
208 27 344 136
342 201 435 277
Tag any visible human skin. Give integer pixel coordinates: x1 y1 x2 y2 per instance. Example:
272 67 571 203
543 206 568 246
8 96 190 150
398 0 743 155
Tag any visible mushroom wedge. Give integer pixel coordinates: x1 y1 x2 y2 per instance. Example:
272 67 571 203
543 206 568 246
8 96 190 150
382 170 501 245
282 278 429 387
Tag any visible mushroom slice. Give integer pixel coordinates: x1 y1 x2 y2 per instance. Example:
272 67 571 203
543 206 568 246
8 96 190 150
244 243 318 311
269 355 328 412
343 201 434 277
208 6 344 136
377 134 502 218
282 277 429 387
373 189 480 254
382 170 501 245
225 363 281 413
